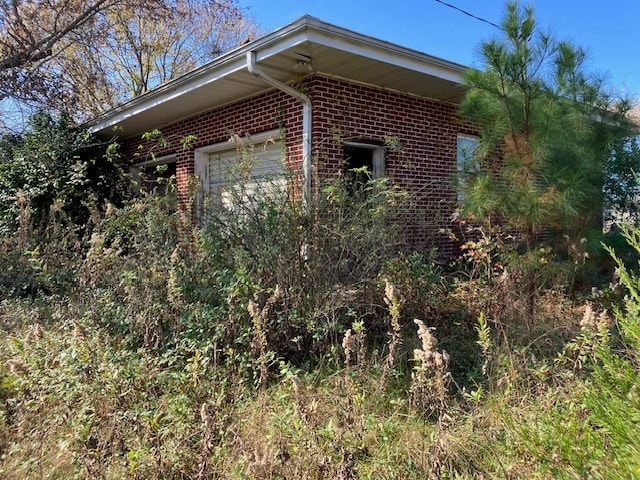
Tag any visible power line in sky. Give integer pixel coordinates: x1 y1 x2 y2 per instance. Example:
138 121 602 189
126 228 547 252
433 0 500 29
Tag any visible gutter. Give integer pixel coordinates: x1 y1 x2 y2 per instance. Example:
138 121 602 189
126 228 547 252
246 50 312 209
87 16 467 137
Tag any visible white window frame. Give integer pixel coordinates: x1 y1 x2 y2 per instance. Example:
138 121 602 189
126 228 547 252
343 141 386 179
194 129 284 216
456 134 479 201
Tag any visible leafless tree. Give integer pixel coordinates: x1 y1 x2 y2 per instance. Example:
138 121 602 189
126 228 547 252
0 0 117 72
0 0 258 128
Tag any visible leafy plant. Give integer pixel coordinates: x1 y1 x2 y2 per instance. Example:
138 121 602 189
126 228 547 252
459 1 633 322
0 112 124 235
513 224 640 478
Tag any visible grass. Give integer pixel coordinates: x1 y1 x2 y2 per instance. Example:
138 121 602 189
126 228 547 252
0 293 609 479
1 189 640 479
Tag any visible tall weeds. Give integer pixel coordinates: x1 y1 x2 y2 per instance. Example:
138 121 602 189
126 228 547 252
409 319 450 415
2 141 637 478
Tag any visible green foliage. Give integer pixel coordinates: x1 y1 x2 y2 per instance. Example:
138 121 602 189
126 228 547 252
460 1 631 244
0 237 80 297
0 309 241 479
505 224 640 479
0 174 457 478
83 194 228 354
380 251 447 323
199 172 414 368
48 162 434 386
3 164 640 479
604 136 640 225
0 112 125 235
457 1 638 324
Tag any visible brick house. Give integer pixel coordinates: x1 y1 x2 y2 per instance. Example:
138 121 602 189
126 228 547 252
88 16 476 253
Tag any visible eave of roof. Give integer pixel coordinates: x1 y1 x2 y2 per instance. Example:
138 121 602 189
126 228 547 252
87 15 468 138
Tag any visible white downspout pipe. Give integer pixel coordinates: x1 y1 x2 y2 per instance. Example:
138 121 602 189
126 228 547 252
246 50 312 209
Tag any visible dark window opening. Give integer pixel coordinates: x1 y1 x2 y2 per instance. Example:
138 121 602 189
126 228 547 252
141 161 176 195
344 146 374 194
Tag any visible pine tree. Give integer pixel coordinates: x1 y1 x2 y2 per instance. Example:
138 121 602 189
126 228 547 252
459 1 631 322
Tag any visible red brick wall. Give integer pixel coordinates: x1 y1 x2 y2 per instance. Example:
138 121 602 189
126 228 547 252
308 76 474 254
121 88 304 205
121 74 474 255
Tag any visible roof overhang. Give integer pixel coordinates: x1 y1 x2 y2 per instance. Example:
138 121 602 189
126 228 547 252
87 16 468 139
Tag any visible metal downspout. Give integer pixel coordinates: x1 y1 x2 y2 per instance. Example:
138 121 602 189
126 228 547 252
246 51 312 209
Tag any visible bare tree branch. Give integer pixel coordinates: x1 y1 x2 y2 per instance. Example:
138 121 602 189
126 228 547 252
0 0 116 71
0 0 260 129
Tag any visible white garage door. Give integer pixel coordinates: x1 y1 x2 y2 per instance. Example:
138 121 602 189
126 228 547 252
206 140 287 211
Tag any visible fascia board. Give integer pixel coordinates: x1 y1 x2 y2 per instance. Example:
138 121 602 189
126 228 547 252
88 15 467 135
88 56 248 134
302 16 466 79
304 28 464 83
87 22 312 134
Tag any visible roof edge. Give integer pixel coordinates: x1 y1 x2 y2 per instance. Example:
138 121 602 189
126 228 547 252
87 15 468 135
86 16 315 133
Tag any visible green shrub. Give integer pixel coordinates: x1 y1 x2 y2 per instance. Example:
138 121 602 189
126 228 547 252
0 204 85 298
513 224 640 478
200 175 417 368
0 112 125 235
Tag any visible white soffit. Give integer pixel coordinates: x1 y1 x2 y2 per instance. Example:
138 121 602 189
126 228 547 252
88 16 467 138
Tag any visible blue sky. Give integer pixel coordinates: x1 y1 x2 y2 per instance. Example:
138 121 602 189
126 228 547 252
241 0 640 101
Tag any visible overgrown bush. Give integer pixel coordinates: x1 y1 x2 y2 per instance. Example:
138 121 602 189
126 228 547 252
4 120 640 478
198 171 433 369
0 171 459 478
0 112 126 298
0 192 88 298
513 225 640 478
0 112 125 236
